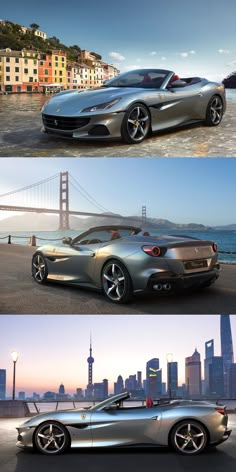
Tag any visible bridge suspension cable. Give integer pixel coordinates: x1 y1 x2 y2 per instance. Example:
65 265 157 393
68 173 113 214
0 173 60 199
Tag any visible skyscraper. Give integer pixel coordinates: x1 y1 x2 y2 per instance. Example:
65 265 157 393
146 358 162 398
185 349 201 397
204 339 214 395
167 362 178 398
114 375 124 395
220 314 234 396
204 339 224 397
0 370 6 400
85 336 94 398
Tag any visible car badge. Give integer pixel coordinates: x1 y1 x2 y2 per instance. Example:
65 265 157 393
81 414 86 420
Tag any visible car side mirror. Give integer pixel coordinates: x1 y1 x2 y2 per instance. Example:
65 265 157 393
169 80 187 88
63 237 73 245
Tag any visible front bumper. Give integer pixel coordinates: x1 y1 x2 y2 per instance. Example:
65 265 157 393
42 110 125 140
146 267 220 292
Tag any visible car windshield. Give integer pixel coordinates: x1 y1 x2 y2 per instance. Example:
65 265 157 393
72 226 141 245
104 69 172 89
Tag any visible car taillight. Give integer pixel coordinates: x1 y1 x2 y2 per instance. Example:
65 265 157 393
215 407 225 415
142 246 161 257
213 243 218 252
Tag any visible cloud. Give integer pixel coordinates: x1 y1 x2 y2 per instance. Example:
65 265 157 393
227 60 236 67
108 51 125 61
161 56 166 61
149 51 157 56
218 48 230 54
189 50 196 54
180 52 189 58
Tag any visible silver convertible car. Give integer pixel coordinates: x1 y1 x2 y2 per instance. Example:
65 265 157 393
16 392 231 456
31 225 220 303
41 68 226 144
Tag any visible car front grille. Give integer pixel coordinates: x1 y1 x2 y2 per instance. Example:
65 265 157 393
42 114 90 130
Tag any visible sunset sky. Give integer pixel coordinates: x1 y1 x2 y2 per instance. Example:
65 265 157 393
0 158 236 227
1 314 235 397
1 0 236 81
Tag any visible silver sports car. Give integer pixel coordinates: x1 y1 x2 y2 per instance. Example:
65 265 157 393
41 68 226 144
16 392 231 455
31 225 220 303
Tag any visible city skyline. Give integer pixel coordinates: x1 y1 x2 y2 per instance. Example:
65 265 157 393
1 1 236 81
0 314 235 397
1 158 236 226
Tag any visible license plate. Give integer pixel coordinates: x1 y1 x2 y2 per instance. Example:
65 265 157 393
184 259 208 270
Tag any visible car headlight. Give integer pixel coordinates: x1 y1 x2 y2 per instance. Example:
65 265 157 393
82 98 121 112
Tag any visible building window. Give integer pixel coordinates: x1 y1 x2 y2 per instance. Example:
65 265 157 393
40 61 44 66
15 67 19 72
45 78 48 82
62 57 65 62
15 76 19 81
33 69 37 74
59 78 62 82
68 78 70 83
55 78 57 82
6 57 10 62
55 56 58 61
29 77 33 82
34 60 37 65
6 67 10 72
6 76 10 81
24 59 28 64
15 58 19 63
55 62 58 67
24 68 28 74
59 70 62 76
44 69 48 75
49 62 52 66
54 70 57 75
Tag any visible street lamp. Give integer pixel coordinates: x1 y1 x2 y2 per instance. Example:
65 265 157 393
11 351 18 400
166 353 173 400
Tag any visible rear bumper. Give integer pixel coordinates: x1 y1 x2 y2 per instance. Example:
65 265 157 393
147 267 220 293
211 428 232 446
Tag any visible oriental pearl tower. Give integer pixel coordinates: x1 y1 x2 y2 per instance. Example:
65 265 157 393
86 335 94 398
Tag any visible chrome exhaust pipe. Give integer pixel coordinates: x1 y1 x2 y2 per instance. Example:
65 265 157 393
163 283 172 291
153 284 163 291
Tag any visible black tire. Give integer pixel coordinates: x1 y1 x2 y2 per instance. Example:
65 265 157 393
121 102 151 144
170 420 208 455
34 421 70 455
32 253 48 284
205 95 223 126
102 259 132 303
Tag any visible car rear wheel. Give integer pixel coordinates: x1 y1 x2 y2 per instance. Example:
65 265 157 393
34 421 70 455
32 253 48 284
205 95 223 126
170 420 208 455
102 259 132 303
121 103 151 144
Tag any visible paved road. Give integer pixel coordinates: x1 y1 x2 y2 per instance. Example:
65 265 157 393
0 95 235 157
0 416 236 472
0 244 236 314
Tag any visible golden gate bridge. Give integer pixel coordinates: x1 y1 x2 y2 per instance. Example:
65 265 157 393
0 171 147 230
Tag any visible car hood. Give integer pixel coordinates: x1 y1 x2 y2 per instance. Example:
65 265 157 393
42 86 150 115
18 408 86 427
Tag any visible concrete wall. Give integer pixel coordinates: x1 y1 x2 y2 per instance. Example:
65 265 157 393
0 401 28 417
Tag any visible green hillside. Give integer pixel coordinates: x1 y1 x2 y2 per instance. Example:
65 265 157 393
0 20 102 62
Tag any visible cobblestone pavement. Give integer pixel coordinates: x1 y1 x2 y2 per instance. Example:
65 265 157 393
0 94 235 157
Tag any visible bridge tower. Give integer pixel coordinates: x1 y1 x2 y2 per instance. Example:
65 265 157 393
142 205 147 222
59 172 70 230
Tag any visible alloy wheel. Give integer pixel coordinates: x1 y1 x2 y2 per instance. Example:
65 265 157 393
32 254 47 283
35 422 68 455
173 421 207 454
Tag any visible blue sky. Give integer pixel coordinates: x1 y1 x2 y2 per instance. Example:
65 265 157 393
0 158 235 226
1 0 236 80
1 314 235 396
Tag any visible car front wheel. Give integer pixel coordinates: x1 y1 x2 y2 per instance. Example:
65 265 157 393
102 259 132 303
170 420 208 455
34 421 70 455
205 95 223 126
32 253 48 284
121 103 151 144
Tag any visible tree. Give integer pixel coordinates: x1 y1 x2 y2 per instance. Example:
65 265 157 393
30 23 39 31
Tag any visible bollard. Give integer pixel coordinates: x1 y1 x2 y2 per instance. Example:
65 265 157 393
29 235 36 246
8 235 11 244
